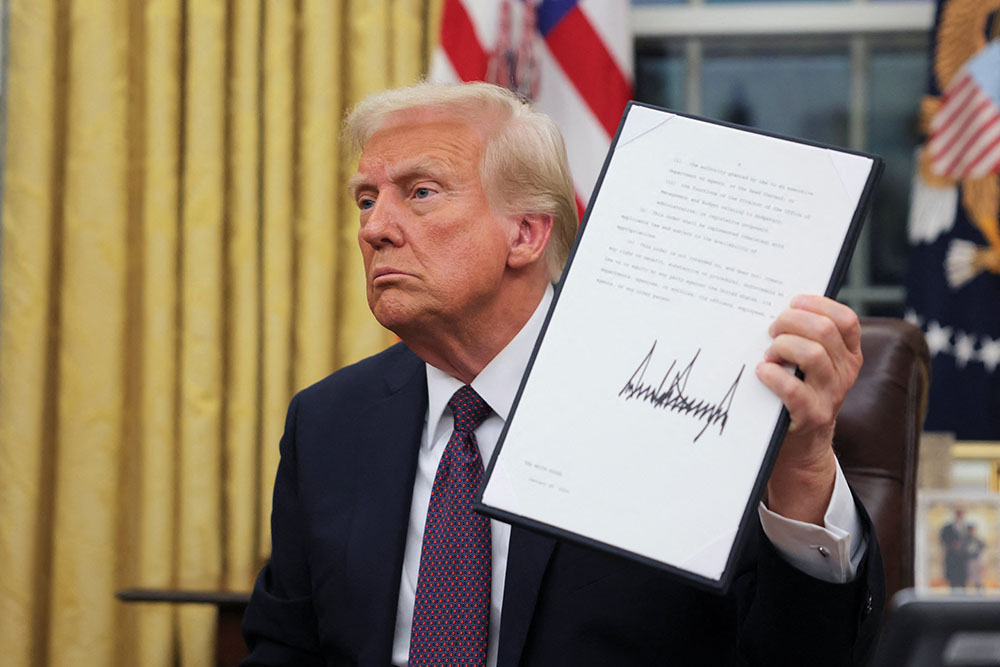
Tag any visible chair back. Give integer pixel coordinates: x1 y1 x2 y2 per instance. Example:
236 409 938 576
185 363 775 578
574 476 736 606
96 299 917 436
834 317 930 602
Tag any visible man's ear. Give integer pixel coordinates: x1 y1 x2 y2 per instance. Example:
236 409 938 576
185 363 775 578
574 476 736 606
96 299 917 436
507 213 554 270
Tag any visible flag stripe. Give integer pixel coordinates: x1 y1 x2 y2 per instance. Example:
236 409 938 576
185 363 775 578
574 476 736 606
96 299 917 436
533 41 611 199
439 0 489 82
430 48 460 84
544 5 631 137
965 132 1000 178
932 99 997 167
945 113 1000 176
942 70 974 100
928 99 989 160
929 74 975 133
578 0 633 78
929 92 989 157
431 0 632 208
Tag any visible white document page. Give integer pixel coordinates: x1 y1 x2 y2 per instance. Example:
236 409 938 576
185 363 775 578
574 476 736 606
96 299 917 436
481 105 875 583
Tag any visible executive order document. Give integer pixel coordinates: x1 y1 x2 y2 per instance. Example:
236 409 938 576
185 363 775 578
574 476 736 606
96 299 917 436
479 103 882 589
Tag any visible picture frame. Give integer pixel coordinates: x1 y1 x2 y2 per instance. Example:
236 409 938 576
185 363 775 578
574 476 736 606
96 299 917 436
916 489 1000 594
950 442 1000 492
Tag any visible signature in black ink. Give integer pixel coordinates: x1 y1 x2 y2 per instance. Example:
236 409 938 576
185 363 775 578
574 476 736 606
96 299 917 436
618 341 743 443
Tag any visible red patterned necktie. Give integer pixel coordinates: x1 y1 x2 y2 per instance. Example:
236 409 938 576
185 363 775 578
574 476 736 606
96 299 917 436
408 385 493 667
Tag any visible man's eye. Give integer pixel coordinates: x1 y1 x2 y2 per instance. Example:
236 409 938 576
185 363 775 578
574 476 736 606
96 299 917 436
358 198 375 210
414 187 432 199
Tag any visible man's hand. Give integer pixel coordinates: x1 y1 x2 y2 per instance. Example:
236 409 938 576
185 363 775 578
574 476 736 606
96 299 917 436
755 295 863 526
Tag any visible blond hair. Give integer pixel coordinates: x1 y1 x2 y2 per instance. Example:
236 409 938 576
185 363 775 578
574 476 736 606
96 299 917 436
344 81 578 280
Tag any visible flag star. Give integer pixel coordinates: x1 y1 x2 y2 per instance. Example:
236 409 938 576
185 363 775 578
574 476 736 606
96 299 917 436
954 331 977 368
904 308 923 329
924 320 953 357
979 336 1000 372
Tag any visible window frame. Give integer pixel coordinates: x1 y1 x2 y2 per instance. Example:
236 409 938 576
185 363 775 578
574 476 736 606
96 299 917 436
630 0 935 315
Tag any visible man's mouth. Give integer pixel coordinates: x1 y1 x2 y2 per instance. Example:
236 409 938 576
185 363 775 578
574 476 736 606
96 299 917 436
372 267 409 284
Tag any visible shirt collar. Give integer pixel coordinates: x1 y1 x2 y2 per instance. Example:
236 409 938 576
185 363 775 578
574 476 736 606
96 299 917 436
425 284 554 448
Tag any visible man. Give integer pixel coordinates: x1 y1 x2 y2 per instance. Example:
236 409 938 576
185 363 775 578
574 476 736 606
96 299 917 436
242 82 883 666
940 508 968 589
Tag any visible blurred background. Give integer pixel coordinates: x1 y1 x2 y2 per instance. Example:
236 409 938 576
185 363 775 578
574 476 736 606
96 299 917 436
1 0 998 665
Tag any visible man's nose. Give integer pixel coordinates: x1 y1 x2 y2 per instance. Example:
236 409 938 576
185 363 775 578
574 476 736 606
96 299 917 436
359 193 405 248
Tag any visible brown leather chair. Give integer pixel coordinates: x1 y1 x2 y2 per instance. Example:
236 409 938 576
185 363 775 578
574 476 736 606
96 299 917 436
833 317 930 604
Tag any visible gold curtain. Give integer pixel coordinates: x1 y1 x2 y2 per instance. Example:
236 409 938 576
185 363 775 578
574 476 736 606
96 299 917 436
0 0 443 664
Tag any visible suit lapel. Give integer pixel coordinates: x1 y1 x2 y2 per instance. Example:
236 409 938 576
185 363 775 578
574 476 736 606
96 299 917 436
345 349 427 666
497 527 557 667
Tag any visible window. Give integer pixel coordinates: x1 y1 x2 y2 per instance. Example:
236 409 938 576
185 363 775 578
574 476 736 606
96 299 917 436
632 0 934 316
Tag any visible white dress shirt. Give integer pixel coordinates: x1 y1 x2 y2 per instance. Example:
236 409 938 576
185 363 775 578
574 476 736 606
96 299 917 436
391 285 866 666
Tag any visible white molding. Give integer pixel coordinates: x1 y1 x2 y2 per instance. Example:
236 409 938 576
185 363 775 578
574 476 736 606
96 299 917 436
684 38 702 114
846 37 869 291
632 1 935 38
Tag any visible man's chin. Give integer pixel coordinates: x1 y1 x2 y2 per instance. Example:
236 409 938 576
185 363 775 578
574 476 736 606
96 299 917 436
369 298 423 337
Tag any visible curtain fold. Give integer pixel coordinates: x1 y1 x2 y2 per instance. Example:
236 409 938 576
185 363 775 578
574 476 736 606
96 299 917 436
258 0 295 565
48 2 129 665
295 0 340 393
0 1 58 666
0 1 436 664
224 0 262 598
134 1 181 663
177 1 228 663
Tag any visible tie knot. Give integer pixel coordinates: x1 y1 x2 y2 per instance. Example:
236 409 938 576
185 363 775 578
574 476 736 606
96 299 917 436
448 385 491 433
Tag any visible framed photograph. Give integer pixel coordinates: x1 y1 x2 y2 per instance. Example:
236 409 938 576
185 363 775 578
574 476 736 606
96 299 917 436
916 490 1000 593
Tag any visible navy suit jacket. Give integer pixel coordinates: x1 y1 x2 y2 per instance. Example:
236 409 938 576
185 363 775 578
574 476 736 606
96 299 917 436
242 342 885 666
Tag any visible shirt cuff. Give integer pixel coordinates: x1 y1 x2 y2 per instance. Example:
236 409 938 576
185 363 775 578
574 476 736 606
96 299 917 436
757 460 867 583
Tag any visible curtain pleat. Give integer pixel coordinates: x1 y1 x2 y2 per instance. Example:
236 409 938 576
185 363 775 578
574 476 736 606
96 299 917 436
177 0 228 663
139 0 183 657
132 0 181 664
0 1 57 665
257 0 295 562
47 1 129 665
391 0 426 85
0 1 438 664
224 0 262 595
294 0 340 392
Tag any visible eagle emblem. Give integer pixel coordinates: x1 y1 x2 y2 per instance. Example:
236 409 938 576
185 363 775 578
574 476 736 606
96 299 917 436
910 0 1000 288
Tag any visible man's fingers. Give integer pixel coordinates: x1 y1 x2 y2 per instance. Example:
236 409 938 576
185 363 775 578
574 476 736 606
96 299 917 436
783 294 861 354
760 295 863 436
766 295 863 388
754 361 830 432
764 334 835 386
768 307 849 363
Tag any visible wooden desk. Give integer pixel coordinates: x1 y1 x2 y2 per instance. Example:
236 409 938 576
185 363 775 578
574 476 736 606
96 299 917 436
116 588 250 667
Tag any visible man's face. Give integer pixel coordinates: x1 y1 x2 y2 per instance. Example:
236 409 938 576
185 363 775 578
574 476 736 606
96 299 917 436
352 112 517 337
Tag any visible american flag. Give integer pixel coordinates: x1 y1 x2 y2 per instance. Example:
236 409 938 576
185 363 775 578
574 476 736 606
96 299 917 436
430 0 633 214
927 40 1000 180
